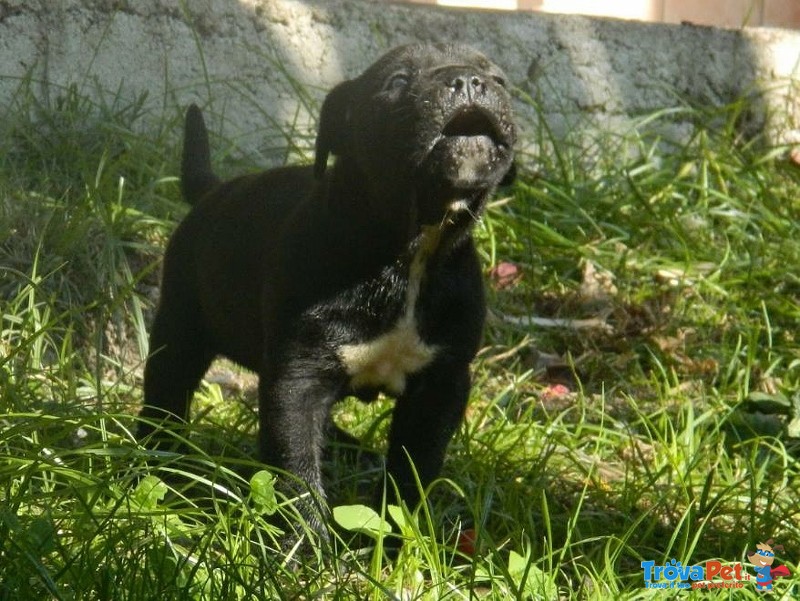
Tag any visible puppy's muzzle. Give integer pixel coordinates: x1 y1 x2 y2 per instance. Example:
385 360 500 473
419 66 515 211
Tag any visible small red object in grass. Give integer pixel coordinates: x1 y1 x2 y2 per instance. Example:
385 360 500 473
489 261 522 290
457 528 477 556
541 383 571 400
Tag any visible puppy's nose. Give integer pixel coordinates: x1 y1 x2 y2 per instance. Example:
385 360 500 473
448 73 485 102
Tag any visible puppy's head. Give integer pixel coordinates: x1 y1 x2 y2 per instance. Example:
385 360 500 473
316 44 516 226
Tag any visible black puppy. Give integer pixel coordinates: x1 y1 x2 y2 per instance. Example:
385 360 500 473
140 44 516 540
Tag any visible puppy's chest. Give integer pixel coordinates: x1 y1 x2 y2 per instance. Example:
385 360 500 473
335 228 441 396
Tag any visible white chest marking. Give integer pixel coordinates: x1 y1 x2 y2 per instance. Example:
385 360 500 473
337 227 441 395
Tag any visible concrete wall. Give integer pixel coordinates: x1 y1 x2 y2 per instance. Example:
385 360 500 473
0 0 798 163
408 0 800 30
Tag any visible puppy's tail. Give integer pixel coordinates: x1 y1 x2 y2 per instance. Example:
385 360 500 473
181 104 220 205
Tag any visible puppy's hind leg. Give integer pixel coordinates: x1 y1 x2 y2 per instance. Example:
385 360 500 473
139 284 214 448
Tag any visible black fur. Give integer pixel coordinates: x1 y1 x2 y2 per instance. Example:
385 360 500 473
140 44 516 541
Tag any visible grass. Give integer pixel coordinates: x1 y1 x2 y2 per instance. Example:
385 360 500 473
1 68 799 600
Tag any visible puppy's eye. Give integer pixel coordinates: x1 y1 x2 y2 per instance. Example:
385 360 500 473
385 73 410 92
491 75 507 88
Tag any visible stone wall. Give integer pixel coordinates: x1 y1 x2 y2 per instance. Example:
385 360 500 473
0 0 798 162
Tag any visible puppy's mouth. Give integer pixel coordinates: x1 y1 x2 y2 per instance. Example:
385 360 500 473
427 105 513 191
441 106 507 148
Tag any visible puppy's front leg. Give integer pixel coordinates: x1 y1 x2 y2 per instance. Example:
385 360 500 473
258 361 340 542
385 361 471 513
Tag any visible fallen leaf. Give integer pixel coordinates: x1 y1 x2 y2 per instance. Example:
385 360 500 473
580 259 617 301
456 528 477 556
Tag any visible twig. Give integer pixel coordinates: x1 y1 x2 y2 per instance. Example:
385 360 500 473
491 310 613 333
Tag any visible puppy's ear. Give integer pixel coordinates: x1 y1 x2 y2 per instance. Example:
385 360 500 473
314 80 355 179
